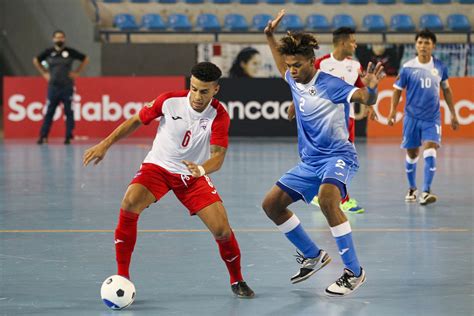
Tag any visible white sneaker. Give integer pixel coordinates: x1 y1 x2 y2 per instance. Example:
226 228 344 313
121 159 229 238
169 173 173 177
325 268 366 297
419 191 437 205
290 250 331 284
405 188 418 202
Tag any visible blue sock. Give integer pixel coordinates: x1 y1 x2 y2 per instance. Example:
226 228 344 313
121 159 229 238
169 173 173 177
423 149 437 192
330 221 361 276
277 214 320 258
405 155 418 189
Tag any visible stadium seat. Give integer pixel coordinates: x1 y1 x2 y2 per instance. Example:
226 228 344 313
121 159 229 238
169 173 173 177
224 14 249 31
157 0 177 3
363 14 387 31
333 15 356 29
266 0 286 3
390 14 416 31
103 0 123 3
293 0 313 4
458 0 474 3
420 14 443 31
374 0 396 4
240 0 259 3
403 0 423 3
321 0 343 3
130 0 151 3
141 14 167 30
447 14 471 31
348 0 369 4
278 14 304 31
252 14 273 30
168 14 192 31
114 14 139 30
213 0 233 3
185 0 205 3
429 0 451 4
196 14 221 31
306 14 331 31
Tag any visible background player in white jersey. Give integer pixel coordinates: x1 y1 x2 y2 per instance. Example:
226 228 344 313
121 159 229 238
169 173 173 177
388 29 459 205
290 27 368 214
262 10 384 296
83 62 254 298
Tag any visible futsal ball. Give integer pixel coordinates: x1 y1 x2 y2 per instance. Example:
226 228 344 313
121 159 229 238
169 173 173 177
100 275 136 310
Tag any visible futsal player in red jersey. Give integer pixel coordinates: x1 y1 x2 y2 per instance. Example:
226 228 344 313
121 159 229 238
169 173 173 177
83 62 254 298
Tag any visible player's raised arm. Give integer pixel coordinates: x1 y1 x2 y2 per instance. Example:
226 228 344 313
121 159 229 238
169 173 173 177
83 114 142 166
350 62 384 106
264 9 287 78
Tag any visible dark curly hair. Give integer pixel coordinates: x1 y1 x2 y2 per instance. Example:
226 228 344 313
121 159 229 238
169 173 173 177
191 62 222 82
415 28 437 44
277 32 319 59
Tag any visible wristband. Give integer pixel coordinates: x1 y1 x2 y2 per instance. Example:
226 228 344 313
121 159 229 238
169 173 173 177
367 86 378 95
198 165 206 177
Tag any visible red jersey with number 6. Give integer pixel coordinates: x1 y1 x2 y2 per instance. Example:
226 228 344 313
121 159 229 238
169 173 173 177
138 90 230 175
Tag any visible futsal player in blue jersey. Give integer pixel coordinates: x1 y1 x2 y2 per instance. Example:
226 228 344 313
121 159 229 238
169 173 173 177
261 10 384 296
388 29 459 205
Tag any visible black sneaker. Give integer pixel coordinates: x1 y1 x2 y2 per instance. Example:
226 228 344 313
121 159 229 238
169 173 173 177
37 137 47 145
291 250 331 284
64 138 71 145
231 281 255 298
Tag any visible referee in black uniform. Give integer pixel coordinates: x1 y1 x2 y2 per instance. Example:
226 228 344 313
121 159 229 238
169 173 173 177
33 30 89 144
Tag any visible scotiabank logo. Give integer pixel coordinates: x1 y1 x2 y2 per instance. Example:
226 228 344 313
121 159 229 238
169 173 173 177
8 94 143 122
221 101 293 120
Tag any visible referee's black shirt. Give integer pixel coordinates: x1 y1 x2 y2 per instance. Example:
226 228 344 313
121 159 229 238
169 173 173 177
36 47 87 87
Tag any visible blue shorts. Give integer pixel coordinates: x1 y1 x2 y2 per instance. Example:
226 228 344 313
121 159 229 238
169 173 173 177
402 116 441 149
277 155 359 204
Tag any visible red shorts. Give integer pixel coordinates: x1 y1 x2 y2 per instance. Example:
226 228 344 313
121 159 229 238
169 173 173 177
130 163 222 215
348 117 355 143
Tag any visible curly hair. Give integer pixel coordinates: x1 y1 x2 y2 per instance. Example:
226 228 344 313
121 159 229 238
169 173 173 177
191 62 222 82
277 32 319 59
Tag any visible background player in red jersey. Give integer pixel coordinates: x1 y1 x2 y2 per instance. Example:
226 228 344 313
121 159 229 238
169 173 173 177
83 62 254 298
288 27 375 214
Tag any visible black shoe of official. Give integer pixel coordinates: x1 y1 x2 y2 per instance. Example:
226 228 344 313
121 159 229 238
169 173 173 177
231 281 255 298
37 137 48 145
64 137 72 145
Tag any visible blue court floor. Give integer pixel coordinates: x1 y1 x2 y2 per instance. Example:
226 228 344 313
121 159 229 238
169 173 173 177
0 138 473 316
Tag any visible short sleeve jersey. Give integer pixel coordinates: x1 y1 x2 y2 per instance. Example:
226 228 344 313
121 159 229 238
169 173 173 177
285 70 359 164
37 47 86 87
394 57 449 121
139 90 230 175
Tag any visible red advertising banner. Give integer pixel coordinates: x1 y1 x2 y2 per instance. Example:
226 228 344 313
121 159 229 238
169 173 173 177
3 77 185 138
368 77 474 138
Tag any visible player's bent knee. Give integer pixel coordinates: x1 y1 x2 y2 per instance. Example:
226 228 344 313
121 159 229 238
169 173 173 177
213 227 232 240
120 196 146 213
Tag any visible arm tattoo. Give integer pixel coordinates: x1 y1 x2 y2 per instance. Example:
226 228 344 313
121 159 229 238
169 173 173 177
210 145 227 157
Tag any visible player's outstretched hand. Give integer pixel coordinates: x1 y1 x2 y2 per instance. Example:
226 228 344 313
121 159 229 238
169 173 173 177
451 116 459 130
183 160 202 178
264 9 285 36
367 106 378 121
361 62 385 88
83 143 108 166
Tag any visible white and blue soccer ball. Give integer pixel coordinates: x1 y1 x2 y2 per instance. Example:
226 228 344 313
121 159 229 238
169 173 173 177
100 275 136 310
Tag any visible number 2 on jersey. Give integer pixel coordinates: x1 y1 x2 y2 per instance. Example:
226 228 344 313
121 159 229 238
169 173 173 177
182 130 192 147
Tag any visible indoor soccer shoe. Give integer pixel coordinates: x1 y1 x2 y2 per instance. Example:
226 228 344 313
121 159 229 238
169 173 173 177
291 250 331 284
341 198 365 214
419 191 437 205
231 281 255 298
405 188 418 202
325 267 366 297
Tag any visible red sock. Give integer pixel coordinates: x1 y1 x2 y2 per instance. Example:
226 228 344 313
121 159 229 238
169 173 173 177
216 231 243 284
114 209 139 279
